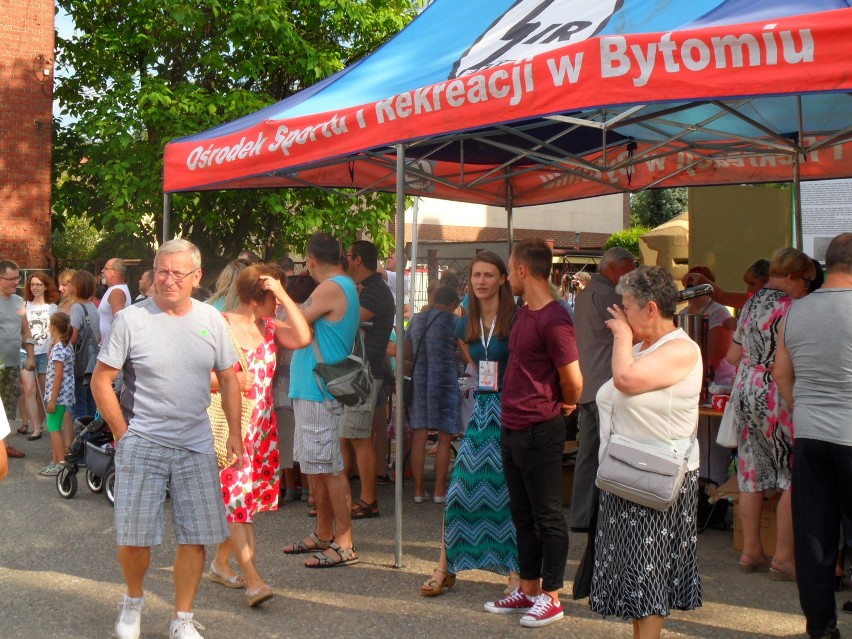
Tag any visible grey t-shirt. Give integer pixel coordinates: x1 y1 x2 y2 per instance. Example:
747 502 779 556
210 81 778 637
97 297 238 453
783 288 852 446
574 273 621 404
70 302 102 346
0 294 24 368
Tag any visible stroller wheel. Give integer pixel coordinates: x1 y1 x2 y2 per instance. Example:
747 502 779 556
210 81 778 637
86 469 104 493
104 468 116 507
56 466 78 499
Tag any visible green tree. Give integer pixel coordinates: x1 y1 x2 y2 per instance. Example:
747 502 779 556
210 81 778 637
604 226 651 257
54 0 417 259
630 188 688 228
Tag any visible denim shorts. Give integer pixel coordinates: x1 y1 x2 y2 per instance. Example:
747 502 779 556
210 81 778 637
20 351 48 375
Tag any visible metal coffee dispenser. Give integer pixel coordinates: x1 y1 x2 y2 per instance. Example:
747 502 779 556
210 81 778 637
675 284 714 402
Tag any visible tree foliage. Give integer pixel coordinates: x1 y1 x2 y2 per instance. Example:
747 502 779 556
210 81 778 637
604 226 651 258
630 188 688 228
54 0 417 260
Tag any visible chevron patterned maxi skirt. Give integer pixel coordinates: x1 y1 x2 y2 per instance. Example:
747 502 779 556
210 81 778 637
445 391 519 575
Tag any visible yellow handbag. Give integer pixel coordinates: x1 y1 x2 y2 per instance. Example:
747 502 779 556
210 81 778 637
208 323 255 468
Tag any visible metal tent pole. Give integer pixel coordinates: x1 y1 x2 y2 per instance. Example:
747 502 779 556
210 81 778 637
793 96 804 249
393 145 406 568
506 185 514 257
163 193 171 244
410 197 420 314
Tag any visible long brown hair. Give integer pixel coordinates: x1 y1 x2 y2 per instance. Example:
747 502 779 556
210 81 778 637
463 252 515 343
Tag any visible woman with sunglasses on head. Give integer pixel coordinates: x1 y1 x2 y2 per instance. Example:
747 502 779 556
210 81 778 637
420 251 520 597
729 247 816 580
16 272 59 440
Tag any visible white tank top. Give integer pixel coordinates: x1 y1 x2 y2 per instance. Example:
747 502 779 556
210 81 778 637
596 328 703 471
98 283 131 341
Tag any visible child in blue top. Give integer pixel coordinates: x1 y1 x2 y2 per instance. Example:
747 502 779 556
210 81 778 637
41 312 75 476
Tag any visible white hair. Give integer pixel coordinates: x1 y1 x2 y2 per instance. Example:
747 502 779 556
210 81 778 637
155 239 201 270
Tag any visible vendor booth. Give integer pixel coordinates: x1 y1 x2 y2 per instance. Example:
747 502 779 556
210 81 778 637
163 0 852 562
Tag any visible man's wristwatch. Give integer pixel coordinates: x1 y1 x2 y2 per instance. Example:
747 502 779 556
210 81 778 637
24 338 36 346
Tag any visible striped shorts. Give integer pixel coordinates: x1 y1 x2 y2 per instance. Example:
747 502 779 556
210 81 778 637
114 432 229 547
292 398 344 475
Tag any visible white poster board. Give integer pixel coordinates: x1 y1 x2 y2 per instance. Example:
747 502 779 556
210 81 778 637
801 179 852 261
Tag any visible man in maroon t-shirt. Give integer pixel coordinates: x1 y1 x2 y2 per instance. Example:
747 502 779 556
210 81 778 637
483 239 583 628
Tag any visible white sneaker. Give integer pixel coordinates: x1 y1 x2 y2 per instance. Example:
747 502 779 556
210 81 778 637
413 491 431 504
170 611 205 638
115 595 143 639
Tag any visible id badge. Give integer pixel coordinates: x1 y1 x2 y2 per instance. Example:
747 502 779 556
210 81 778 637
478 360 499 391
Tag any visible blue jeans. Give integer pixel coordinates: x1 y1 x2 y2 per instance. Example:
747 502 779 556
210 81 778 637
72 377 97 420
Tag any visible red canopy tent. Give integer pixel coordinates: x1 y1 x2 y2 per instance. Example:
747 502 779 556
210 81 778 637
163 0 852 562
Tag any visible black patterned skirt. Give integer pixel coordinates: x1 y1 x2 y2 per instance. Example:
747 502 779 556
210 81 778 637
590 470 702 619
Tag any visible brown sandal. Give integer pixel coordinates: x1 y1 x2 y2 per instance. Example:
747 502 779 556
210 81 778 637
282 531 332 555
351 500 380 519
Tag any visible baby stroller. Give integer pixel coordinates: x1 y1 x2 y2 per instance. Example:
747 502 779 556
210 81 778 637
56 415 116 506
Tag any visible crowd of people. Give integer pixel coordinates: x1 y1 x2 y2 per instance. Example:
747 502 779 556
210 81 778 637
0 231 850 639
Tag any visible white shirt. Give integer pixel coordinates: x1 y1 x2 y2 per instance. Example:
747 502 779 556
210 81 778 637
597 328 703 471
98 284 131 342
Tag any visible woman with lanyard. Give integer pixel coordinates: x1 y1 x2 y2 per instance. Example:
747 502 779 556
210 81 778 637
420 251 520 597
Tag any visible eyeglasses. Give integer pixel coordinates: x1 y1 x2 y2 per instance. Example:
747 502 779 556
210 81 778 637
0 275 21 283
155 269 198 283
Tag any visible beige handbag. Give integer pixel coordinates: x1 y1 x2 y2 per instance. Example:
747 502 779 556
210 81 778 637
208 324 255 468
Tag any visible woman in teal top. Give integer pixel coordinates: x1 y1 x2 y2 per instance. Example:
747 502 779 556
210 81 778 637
420 251 520 597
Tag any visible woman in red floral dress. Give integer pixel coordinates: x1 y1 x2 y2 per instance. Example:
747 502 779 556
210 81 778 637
208 264 310 607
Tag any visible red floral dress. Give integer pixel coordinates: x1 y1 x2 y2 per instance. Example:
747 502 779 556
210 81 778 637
219 317 279 523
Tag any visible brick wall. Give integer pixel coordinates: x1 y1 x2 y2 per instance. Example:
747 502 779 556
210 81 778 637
0 0 54 269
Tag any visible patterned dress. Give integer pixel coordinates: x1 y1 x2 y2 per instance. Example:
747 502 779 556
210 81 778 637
219 318 279 524
445 317 518 575
730 287 794 492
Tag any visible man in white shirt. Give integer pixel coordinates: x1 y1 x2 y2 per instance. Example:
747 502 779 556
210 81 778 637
99 258 131 340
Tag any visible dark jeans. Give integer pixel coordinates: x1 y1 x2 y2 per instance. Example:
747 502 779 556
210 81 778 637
792 438 852 638
71 377 97 420
501 415 569 592
570 401 600 531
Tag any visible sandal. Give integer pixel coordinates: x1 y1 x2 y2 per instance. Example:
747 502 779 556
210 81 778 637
770 560 796 581
351 500 380 519
420 567 456 597
304 542 359 568
16 424 30 435
208 564 246 589
282 531 332 555
307 506 317 517
246 585 274 607
738 553 770 573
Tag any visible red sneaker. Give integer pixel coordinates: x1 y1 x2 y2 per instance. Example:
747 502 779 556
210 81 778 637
520 593 564 627
483 588 535 614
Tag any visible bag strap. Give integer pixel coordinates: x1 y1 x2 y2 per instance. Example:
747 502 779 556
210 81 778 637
410 311 442 373
222 317 251 372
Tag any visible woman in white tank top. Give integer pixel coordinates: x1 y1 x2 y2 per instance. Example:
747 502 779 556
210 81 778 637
590 266 703 639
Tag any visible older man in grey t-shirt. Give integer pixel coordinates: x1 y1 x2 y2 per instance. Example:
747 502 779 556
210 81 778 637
92 239 243 639
774 232 852 639
570 247 635 532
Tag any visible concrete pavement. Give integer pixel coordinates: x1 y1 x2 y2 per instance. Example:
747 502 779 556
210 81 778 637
1 430 848 639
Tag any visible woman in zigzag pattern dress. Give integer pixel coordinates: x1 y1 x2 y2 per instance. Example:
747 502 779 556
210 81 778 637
420 252 520 596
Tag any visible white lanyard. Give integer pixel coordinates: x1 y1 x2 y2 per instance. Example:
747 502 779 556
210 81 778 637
479 315 496 361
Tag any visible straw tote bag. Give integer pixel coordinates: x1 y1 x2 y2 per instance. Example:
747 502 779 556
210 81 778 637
208 323 255 468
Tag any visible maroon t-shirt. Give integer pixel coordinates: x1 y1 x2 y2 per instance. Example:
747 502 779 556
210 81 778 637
501 300 579 430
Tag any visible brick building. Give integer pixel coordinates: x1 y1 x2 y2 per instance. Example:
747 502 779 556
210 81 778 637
0 0 54 269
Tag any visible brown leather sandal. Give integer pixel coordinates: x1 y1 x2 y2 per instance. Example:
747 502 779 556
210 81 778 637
282 531 332 555
351 500 380 519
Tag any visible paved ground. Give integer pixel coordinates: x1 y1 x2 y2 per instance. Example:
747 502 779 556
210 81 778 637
1 430 849 639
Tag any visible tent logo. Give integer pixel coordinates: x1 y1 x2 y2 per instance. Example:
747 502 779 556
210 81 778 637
405 159 436 192
450 0 621 78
